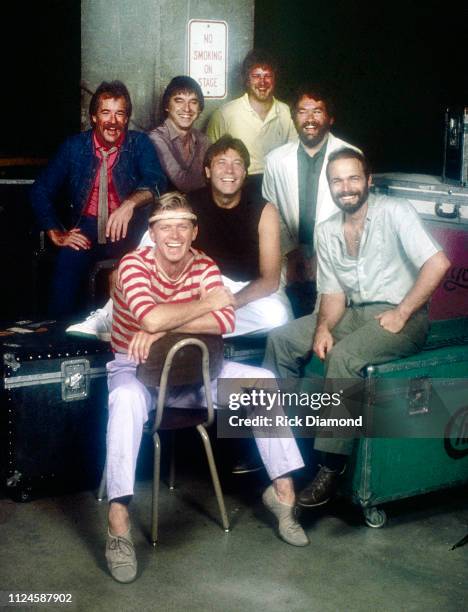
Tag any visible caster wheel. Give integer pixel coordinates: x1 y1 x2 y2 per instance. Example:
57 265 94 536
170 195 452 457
363 506 387 528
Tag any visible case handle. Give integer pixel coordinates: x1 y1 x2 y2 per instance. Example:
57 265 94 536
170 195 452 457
435 202 460 219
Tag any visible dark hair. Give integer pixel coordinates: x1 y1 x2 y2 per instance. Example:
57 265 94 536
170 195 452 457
291 84 335 118
326 148 371 180
241 49 278 85
203 135 250 171
162 76 205 115
148 191 197 227
89 80 132 122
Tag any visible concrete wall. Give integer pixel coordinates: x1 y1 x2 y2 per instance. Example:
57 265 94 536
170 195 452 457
81 0 254 131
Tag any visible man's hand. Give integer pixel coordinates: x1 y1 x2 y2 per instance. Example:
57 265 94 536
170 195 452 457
200 285 235 311
375 309 408 334
106 200 135 242
47 228 91 250
313 325 335 360
127 330 166 364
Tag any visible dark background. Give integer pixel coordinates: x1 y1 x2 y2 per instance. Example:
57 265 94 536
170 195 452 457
255 0 467 174
1 0 467 173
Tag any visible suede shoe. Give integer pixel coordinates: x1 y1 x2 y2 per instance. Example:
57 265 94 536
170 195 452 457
105 529 137 583
297 465 344 508
262 485 309 547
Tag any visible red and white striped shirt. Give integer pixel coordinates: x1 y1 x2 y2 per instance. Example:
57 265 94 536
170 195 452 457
111 246 235 353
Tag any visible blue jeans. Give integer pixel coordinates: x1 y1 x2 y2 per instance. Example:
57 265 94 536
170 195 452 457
49 210 148 319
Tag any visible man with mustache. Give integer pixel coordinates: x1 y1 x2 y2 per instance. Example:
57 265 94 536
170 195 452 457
31 80 167 318
263 148 450 508
207 49 297 197
67 76 209 339
262 85 359 315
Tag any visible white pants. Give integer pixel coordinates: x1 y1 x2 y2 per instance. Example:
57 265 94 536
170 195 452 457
222 277 292 337
138 230 292 338
106 354 304 501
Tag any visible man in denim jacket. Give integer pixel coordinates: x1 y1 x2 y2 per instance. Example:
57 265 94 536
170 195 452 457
31 80 167 318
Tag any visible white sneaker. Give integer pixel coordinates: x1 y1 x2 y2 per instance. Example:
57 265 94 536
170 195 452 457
66 308 112 342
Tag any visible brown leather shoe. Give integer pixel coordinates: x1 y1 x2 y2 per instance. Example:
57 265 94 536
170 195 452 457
297 465 344 508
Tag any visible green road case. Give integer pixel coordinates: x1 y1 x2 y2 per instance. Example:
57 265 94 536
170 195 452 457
303 318 468 527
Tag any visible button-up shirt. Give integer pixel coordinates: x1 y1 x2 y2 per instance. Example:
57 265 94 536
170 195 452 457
316 194 441 305
297 139 328 256
148 119 209 193
207 93 297 175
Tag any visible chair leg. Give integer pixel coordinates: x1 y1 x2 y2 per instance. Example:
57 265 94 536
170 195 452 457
96 460 107 501
169 431 176 490
151 431 161 546
196 424 230 532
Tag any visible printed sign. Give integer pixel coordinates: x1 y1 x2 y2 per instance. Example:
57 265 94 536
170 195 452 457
188 19 228 99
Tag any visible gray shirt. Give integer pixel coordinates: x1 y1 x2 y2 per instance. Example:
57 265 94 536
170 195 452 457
148 119 209 193
316 194 441 305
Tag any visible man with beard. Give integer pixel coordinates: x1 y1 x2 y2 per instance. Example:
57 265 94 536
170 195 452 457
263 148 450 508
262 86 359 314
31 80 166 318
207 49 297 196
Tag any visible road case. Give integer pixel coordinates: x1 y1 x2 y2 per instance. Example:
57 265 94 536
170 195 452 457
372 173 468 320
304 318 468 527
0 321 113 501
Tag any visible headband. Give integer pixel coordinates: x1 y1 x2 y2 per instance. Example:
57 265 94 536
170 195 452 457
149 210 197 224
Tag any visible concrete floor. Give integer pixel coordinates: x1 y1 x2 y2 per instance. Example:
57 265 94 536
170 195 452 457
1 440 467 612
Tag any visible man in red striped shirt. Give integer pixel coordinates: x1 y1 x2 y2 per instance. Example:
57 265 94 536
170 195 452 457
104 192 308 584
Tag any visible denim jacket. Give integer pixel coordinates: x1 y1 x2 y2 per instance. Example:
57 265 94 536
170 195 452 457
31 129 167 230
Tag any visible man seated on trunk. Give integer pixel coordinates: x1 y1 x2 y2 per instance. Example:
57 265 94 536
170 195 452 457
263 148 450 509
67 75 208 338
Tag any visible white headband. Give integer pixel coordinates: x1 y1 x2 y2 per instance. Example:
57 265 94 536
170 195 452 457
149 210 197 224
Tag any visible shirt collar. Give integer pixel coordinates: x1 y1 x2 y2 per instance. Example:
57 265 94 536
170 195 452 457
164 118 196 143
93 129 125 151
241 92 279 121
298 135 329 161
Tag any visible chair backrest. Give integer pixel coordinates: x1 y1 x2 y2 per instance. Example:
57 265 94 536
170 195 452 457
137 333 224 387
137 333 224 430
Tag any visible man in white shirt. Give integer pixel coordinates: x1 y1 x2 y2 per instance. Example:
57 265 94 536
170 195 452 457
263 85 359 315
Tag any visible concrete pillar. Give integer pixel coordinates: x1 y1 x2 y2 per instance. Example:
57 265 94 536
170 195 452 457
81 0 254 131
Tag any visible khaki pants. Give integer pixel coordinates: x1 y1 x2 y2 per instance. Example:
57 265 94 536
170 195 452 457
263 303 429 455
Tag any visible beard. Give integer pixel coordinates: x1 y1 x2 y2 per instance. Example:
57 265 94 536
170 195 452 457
332 183 369 214
297 121 329 148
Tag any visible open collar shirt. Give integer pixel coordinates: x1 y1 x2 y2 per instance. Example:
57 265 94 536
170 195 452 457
316 194 441 305
207 93 297 175
148 119 209 193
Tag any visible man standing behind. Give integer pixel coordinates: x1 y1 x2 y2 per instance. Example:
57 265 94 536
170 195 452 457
264 148 450 508
263 86 359 314
148 76 209 193
31 80 167 318
207 50 297 195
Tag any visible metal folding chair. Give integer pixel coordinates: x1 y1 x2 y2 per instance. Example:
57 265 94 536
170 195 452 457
97 337 230 546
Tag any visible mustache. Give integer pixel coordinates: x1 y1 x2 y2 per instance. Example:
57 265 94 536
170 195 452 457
338 191 360 198
303 122 318 128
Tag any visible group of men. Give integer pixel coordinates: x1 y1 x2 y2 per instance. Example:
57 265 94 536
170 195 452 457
31 49 450 583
